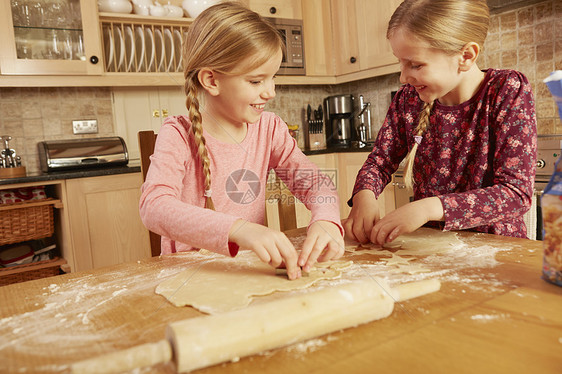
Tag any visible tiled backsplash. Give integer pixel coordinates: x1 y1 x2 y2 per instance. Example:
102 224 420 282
481 0 561 133
0 0 560 174
0 87 114 173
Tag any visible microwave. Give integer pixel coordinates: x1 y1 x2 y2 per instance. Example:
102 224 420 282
267 17 305 76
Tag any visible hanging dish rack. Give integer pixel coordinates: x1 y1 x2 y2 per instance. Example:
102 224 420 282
99 13 191 74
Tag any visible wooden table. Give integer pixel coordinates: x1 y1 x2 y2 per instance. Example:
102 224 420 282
1 228 561 374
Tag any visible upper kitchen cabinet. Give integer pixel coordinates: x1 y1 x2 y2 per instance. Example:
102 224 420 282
331 0 401 80
244 0 303 19
0 0 103 76
302 0 334 77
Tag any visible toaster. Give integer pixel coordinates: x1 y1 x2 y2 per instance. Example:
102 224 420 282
38 137 128 172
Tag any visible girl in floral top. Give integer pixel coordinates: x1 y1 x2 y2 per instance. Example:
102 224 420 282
344 0 537 245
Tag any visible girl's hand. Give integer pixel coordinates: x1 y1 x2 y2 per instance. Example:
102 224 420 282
342 190 380 244
370 197 444 245
228 219 301 280
299 220 344 272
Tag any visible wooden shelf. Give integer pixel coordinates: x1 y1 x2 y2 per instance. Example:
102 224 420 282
99 12 194 26
0 198 61 212
0 257 67 285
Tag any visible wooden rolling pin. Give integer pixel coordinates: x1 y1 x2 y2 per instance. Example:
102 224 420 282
71 278 440 373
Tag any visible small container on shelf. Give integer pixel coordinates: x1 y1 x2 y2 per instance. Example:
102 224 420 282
0 185 56 246
0 135 26 180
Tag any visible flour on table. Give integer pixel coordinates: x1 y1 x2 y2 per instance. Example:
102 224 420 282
389 263 431 274
155 251 353 314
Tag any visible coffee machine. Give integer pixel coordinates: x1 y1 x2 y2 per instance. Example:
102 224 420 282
324 94 354 148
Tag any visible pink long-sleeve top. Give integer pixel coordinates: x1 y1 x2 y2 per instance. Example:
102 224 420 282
351 69 537 238
140 112 342 255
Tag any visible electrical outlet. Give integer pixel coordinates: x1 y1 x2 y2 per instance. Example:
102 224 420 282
72 120 98 134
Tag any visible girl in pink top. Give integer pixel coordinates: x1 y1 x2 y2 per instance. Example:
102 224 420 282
344 0 537 245
139 2 344 280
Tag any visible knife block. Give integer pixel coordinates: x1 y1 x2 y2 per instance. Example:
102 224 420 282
308 132 326 150
305 119 326 151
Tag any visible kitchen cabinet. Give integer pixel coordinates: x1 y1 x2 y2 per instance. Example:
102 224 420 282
65 173 151 272
0 0 399 87
336 151 395 219
245 0 303 19
113 86 187 160
302 0 335 76
392 173 413 209
0 0 103 75
293 152 338 226
330 0 401 78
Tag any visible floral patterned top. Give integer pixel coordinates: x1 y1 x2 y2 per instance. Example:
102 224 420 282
351 69 537 238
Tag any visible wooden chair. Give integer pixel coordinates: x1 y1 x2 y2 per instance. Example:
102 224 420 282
138 130 299 257
138 130 161 257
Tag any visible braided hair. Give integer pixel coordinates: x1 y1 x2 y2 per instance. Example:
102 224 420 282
182 1 284 209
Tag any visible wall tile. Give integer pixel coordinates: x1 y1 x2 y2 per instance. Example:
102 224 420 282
555 40 562 70
500 12 517 31
535 21 554 45
535 1 553 21
489 15 500 34
2 120 25 138
501 50 518 68
517 7 534 27
536 42 554 62
501 30 517 50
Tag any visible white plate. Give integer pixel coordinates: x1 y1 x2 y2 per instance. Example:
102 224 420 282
134 26 145 72
103 27 114 71
173 29 183 72
164 28 174 72
154 28 165 72
144 28 155 72
124 25 135 72
114 27 125 72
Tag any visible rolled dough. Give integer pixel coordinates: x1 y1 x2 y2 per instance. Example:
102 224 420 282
155 251 353 314
346 230 462 256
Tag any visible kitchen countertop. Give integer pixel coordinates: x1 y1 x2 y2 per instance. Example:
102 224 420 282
0 227 560 374
303 146 373 156
0 164 141 186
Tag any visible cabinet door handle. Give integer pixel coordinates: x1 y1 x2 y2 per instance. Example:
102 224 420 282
350 56 357 63
269 6 277 14
162 109 169 117
152 110 160 118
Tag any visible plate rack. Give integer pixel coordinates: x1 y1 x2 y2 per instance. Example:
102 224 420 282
99 13 191 74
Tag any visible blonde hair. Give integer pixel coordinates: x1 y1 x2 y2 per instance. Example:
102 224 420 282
182 1 284 209
387 0 489 189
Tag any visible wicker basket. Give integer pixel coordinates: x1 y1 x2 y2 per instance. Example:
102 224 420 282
0 257 66 286
0 199 57 246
